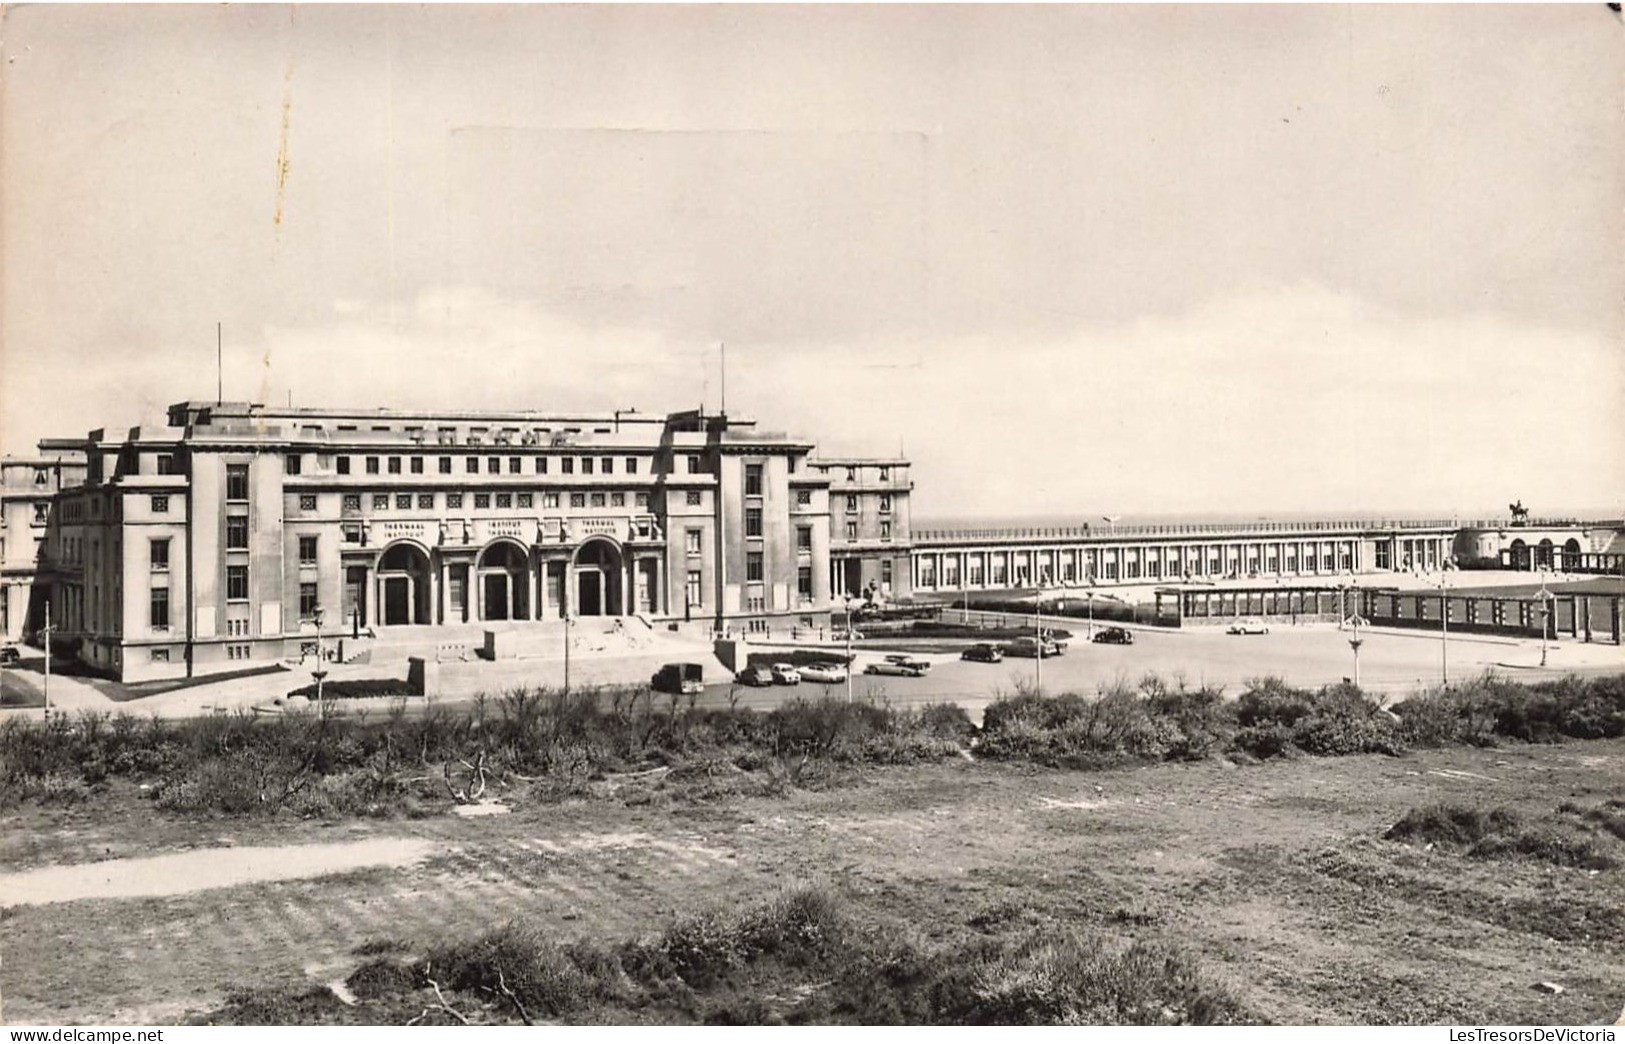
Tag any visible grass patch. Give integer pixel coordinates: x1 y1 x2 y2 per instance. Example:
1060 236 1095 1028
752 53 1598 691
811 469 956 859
1385 803 1619 870
198 884 1249 1025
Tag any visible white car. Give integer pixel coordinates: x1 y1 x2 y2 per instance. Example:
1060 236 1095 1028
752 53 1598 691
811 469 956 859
1226 618 1271 635
770 662 802 685
799 662 849 684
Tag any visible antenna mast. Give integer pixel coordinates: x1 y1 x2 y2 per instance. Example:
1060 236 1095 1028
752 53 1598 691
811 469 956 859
720 342 726 415
216 322 223 403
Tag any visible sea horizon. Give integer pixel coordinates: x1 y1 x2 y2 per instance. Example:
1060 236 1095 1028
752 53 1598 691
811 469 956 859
913 506 1624 532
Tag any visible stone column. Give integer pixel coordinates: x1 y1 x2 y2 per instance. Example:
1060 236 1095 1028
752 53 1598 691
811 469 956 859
428 562 440 626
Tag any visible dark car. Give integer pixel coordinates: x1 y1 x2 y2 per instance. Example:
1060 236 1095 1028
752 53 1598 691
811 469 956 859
0 644 20 666
734 665 774 687
651 662 704 695
961 643 1004 663
1092 626 1135 645
1002 636 1062 658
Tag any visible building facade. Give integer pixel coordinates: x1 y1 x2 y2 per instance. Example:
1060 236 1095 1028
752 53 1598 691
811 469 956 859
28 402 846 681
1 446 87 643
811 457 913 604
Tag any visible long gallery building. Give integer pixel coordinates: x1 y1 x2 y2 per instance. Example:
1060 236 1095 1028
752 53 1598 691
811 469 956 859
2 399 1620 682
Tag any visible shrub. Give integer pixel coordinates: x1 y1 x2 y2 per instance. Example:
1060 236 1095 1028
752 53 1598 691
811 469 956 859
424 921 601 1016
1385 802 1619 870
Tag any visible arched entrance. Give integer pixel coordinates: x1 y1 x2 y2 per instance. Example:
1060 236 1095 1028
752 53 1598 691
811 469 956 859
1562 538 1582 571
378 543 433 625
573 538 624 616
1508 538 1528 571
1536 539 1555 570
478 541 530 621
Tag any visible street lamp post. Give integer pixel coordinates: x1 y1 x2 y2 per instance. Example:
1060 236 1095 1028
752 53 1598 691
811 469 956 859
41 599 53 723
563 609 572 694
1536 569 1552 668
842 595 855 704
311 606 327 719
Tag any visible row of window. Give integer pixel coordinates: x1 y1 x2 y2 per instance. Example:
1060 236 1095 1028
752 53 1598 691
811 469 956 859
321 453 686 477
844 494 892 513
323 489 665 514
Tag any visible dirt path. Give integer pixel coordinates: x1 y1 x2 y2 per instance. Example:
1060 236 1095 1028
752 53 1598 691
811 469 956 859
0 838 436 906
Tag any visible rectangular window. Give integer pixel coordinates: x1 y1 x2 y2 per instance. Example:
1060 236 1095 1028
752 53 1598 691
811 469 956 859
411 456 424 474
388 457 402 475
508 457 521 475
226 516 249 549
685 490 702 506
298 535 318 564
372 494 389 510
795 489 811 507
635 492 649 507
562 457 575 475
881 559 893 585
467 457 479 473
686 570 702 608
846 467 857 482
687 455 702 474
496 493 513 509
487 457 501 474
343 523 362 544
602 457 614 475
879 494 892 514
543 492 560 508
745 464 763 495
299 493 318 512
150 538 170 571
879 467 890 481
798 566 813 599
474 493 491 509
226 464 249 501
439 456 452 474
337 456 351 475
570 493 586 508
626 457 638 474
610 492 625 507
343 493 361 512
150 587 169 629
447 493 464 509
418 493 434 509
582 457 595 475
286 454 302 475
535 457 548 474
881 520 893 541
746 552 764 582
366 457 380 475
518 492 533 509
686 528 703 554
150 648 169 663
227 565 249 601
300 582 319 619
150 494 169 513
590 492 606 507
797 525 812 552
156 453 178 476
846 495 858 513
845 521 858 540
745 507 763 537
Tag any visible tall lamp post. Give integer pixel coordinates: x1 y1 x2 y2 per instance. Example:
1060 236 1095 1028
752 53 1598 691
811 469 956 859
1439 557 1456 685
1536 568 1552 668
842 595 856 704
563 609 573 694
41 599 54 723
310 606 327 719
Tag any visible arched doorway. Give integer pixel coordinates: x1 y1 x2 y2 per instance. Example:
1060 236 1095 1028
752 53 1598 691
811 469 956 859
1508 538 1528 571
1536 539 1555 570
573 538 623 616
1562 538 1582 571
478 541 530 621
378 543 433 625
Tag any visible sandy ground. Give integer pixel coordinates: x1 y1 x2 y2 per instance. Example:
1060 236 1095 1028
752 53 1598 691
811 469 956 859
0 838 436 906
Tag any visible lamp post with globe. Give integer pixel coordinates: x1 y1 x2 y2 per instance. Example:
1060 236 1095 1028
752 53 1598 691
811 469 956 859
311 605 328 719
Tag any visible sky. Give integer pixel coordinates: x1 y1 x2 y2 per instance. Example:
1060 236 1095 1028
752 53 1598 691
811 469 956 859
2 5 1621 521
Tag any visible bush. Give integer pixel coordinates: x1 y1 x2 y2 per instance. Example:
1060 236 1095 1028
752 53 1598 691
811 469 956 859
1385 802 1619 871
425 922 602 1017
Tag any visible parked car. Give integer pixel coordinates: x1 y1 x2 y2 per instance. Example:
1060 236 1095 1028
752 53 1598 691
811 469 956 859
770 662 802 685
650 662 704 695
1002 636 1063 658
883 654 932 673
799 662 849 683
864 658 928 677
735 665 774 687
1226 618 1271 635
0 644 20 666
831 629 865 641
1092 626 1135 645
961 643 1004 663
